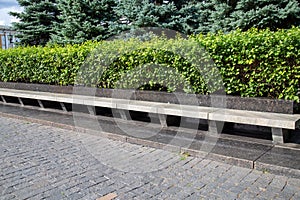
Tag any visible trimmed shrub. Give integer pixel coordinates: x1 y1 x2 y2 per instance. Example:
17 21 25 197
77 37 220 94
194 27 300 101
0 42 97 85
0 28 299 101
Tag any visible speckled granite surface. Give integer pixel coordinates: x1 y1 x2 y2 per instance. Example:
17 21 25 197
0 82 297 114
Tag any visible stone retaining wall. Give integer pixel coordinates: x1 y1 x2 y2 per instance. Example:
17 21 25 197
0 82 297 114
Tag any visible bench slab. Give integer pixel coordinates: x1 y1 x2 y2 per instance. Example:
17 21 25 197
208 109 300 130
1 88 300 143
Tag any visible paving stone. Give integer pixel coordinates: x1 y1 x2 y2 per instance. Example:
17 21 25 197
212 188 238 199
274 191 295 200
136 192 153 199
237 190 259 199
0 116 299 199
0 194 17 200
291 192 300 200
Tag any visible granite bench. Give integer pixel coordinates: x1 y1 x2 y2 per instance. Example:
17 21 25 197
0 88 299 143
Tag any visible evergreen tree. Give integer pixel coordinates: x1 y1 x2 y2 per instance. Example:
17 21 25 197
230 0 300 31
177 0 300 34
10 0 60 46
174 0 234 34
112 0 182 34
11 0 300 46
50 0 117 44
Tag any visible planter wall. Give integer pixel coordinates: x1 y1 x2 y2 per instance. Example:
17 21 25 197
0 82 298 114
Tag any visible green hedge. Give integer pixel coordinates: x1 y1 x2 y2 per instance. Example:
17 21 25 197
194 28 300 101
77 38 220 94
0 42 97 85
0 28 299 101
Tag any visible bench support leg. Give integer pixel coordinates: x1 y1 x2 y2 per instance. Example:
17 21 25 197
118 110 130 120
18 97 24 106
158 114 167 127
60 102 68 112
37 100 44 109
271 128 290 143
1 95 6 103
87 105 96 115
208 120 224 134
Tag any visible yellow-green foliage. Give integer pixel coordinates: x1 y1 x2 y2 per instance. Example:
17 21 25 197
194 28 300 101
77 37 220 94
0 42 98 85
0 28 299 101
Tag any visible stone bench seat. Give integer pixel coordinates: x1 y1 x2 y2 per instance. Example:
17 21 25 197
209 109 300 130
0 88 216 119
208 108 300 143
0 88 299 143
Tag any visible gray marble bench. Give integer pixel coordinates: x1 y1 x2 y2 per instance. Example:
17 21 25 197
0 88 299 143
208 109 300 143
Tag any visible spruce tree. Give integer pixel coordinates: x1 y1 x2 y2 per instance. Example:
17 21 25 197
177 0 300 34
230 0 300 31
175 1 212 34
112 0 180 34
174 0 233 34
10 0 60 46
50 0 117 44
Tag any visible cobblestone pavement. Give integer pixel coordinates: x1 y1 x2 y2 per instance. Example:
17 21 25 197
1 116 300 200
